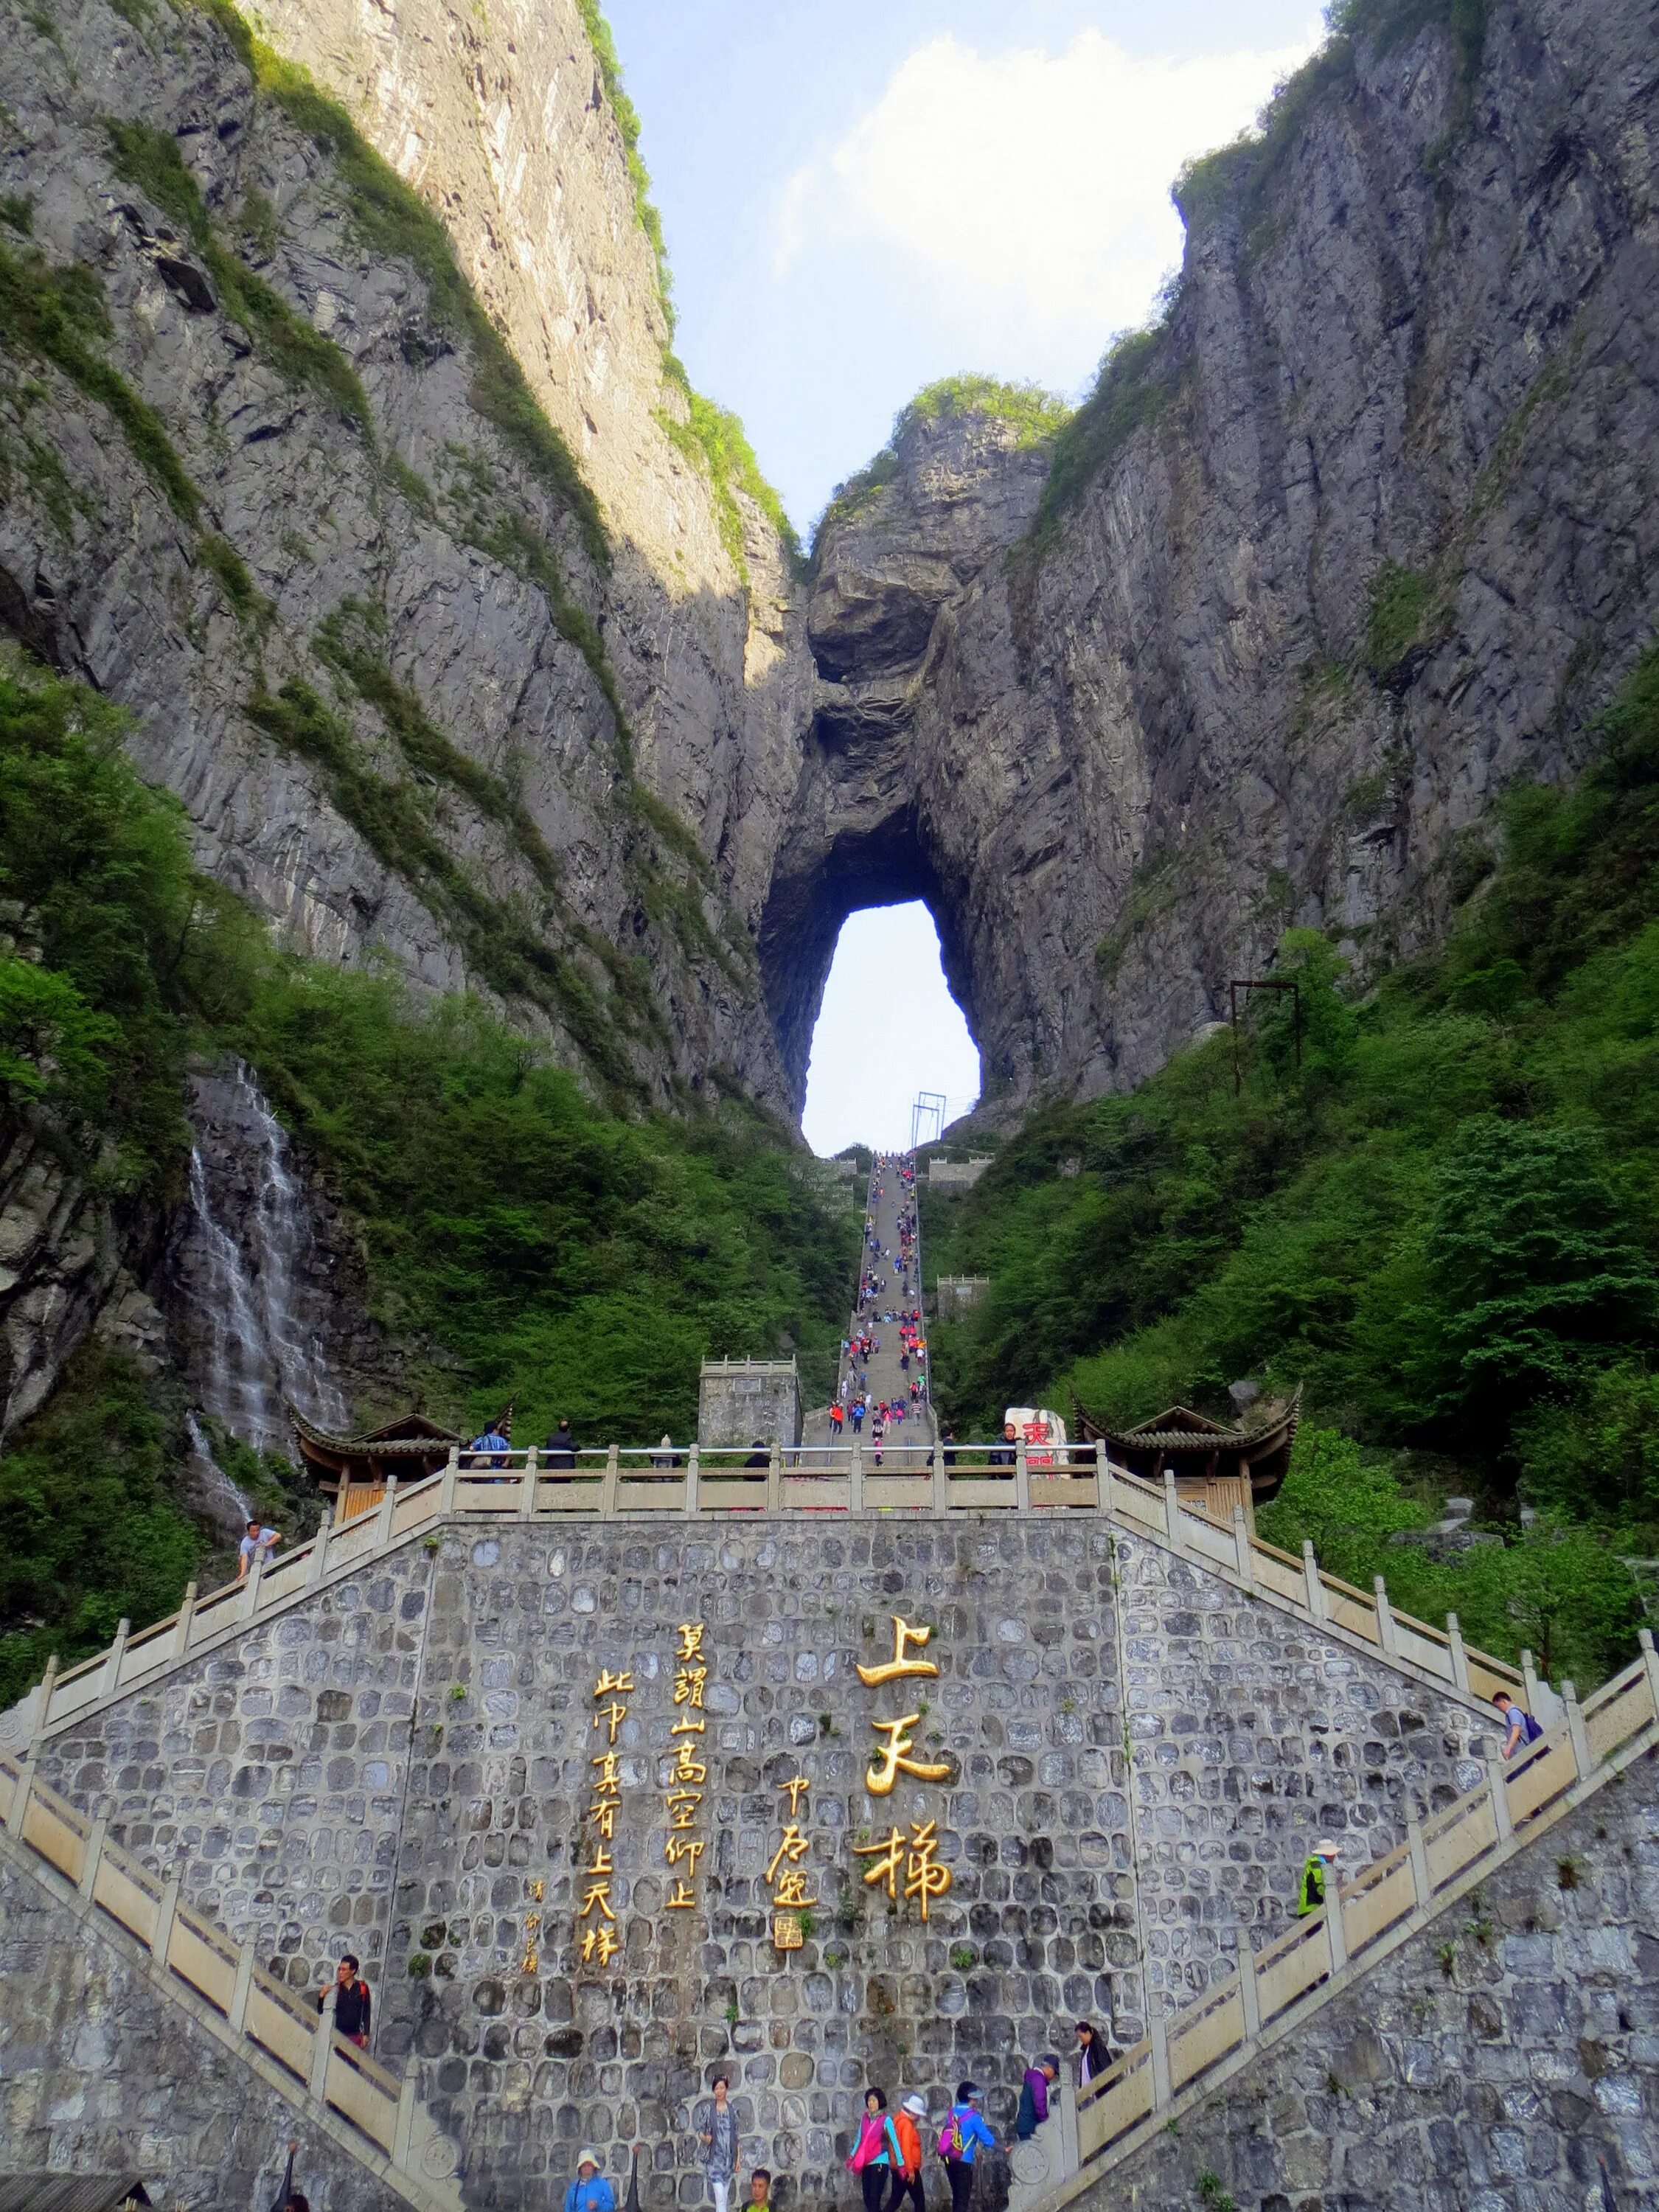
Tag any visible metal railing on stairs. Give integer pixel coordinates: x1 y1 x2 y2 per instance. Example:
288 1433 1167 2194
1006 1631 1659 2212
2 1438 1533 1750
0 1745 462 2208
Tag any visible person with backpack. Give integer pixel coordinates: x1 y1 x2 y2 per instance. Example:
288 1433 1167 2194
1494 1689 1545 1759
1296 1840 1340 1917
937 2081 995 2212
888 2096 928 2212
846 2087 900 2212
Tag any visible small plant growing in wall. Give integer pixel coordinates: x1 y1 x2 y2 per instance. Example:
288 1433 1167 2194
950 1945 975 1971
819 1712 839 1738
408 1952 432 1977
726 1997 740 2026
1059 1694 1077 1715
1436 1941 1457 1980
423 1536 441 1554
450 1683 467 1702
1557 1854 1583 1891
1196 2174 1234 2212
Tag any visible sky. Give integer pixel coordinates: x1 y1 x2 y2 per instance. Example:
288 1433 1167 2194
599 0 1326 1151
801 905 983 1157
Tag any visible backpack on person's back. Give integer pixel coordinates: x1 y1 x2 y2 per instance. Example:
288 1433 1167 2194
936 2113 964 2161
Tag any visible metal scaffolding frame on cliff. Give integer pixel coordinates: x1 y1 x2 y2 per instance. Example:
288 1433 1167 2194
909 1091 947 1151
1230 977 1301 1094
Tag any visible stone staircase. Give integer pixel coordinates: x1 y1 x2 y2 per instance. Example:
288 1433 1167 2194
1006 1630 1659 2212
0 1745 464 2209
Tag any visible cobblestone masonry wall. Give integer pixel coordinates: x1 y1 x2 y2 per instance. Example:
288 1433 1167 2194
35 1543 437 1993
22 1514 1500 2212
0 1846 408 2212
1088 1742 1659 2212
1116 1530 1495 2006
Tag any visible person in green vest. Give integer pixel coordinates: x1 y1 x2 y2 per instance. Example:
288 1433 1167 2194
1297 1839 1340 1916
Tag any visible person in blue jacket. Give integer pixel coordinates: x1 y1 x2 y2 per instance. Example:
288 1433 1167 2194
565 2150 616 2212
937 2081 996 2212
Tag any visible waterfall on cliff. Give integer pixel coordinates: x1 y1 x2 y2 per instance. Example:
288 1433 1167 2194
175 1062 350 1455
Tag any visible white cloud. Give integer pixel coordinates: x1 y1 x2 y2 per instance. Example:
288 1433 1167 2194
775 23 1322 385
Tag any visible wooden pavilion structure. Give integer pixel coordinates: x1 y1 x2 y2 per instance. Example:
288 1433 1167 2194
291 1408 467 1526
1072 1388 1301 1533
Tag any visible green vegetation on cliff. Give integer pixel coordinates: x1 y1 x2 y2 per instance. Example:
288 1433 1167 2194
0 658 858 1705
925 639 1659 1685
815 375 1071 550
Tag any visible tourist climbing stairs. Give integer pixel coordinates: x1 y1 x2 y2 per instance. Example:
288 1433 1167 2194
0 1745 463 2208
1005 1630 1659 2212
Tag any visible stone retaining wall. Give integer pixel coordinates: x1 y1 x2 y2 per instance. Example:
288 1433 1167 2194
1085 1742 1659 2212
23 1513 1500 2211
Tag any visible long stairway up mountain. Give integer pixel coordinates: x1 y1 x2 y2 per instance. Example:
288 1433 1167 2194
804 1151 935 1457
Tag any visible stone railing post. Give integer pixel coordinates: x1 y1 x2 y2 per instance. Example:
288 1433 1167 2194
1162 1470 1183 1550
439 1445 460 1516
242 1547 265 1623
1373 1576 1397 1656
394 2070 420 2168
1446 1613 1470 1694
931 1438 946 1514
849 1440 863 1514
228 1936 257 2034
308 1511 333 1587
1237 1938 1260 2042
766 1441 782 1512
173 1582 198 1657
31 1655 59 1747
1301 1540 1326 1621
601 1444 619 1519
1641 1629 1659 1722
4 1751 35 1837
150 1873 181 1970
1095 1439 1111 1515
77 1813 108 1900
1325 1887 1347 1975
1148 2007 1172 2109
1487 1757 1512 1843
684 1446 700 1518
1057 2076 1079 2177
1562 1679 1590 1778
1406 1818 1431 1910
1521 1647 1544 1713
518 1448 539 1520
1231 1506 1254 1587
102 1618 131 1700
375 1472 400 1548
310 1998 335 2102
1015 1438 1031 1512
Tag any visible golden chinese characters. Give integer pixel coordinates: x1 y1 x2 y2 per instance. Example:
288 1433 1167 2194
855 1613 957 1921
768 1770 817 1949
851 1820 952 1920
580 1666 631 1967
855 1615 939 1688
664 1623 707 1910
864 1714 950 1796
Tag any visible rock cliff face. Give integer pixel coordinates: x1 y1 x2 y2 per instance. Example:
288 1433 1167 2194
0 0 810 1116
2 0 1657 1147
779 0 1659 1109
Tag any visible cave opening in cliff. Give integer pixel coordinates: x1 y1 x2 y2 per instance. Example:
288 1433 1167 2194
800 901 980 1157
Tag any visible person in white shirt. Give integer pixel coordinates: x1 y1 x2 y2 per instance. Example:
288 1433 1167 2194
237 1519 282 1579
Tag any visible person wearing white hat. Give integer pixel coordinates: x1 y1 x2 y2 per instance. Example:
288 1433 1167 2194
1297 1839 1341 1918
888 2097 928 2212
564 2152 615 2212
